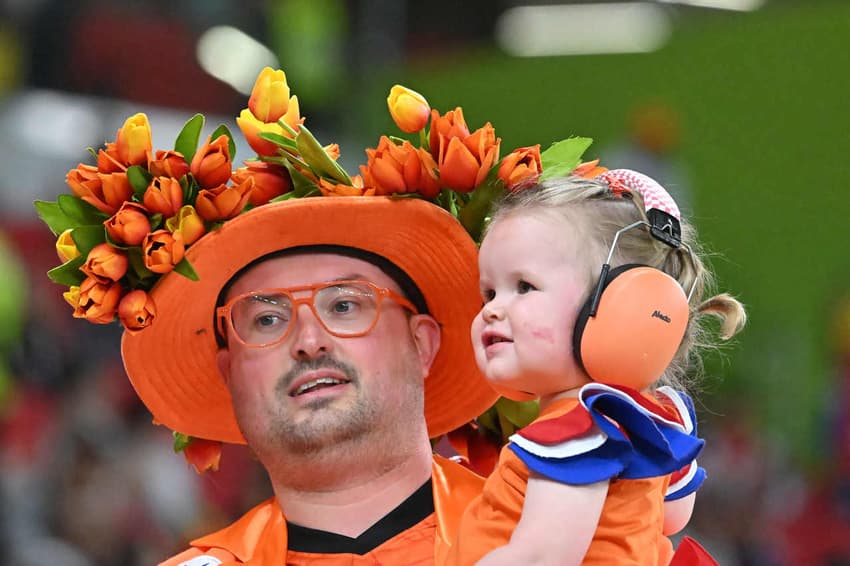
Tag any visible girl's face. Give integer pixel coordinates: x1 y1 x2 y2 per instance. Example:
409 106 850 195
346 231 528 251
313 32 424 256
471 212 592 401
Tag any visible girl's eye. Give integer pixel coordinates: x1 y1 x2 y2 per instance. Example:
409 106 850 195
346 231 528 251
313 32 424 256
517 280 536 294
481 288 495 303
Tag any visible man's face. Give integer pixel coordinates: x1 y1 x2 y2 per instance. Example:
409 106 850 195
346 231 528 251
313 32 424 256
217 253 439 464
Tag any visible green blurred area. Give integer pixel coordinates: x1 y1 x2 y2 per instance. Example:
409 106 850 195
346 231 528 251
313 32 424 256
358 1 850 467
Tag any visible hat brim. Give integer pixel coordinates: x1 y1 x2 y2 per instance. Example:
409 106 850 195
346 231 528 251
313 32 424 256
121 197 497 442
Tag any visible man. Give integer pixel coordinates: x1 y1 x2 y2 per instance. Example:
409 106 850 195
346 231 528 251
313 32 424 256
120 196 499 564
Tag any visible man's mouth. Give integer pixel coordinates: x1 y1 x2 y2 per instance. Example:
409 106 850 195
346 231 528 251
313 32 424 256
288 374 351 397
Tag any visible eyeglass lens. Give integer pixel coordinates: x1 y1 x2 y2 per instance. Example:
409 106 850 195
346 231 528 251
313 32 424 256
230 283 381 345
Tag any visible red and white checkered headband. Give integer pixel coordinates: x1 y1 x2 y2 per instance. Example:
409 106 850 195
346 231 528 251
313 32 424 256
595 168 681 220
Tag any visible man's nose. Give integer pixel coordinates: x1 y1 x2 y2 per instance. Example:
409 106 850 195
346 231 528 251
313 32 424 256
289 303 333 359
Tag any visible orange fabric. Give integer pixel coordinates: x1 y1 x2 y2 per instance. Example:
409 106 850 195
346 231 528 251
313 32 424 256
158 456 484 565
446 397 675 566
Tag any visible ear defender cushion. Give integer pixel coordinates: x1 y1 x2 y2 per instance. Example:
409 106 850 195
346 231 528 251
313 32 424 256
573 264 689 390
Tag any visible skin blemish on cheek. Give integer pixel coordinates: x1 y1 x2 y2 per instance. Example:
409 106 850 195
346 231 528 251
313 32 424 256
530 327 555 343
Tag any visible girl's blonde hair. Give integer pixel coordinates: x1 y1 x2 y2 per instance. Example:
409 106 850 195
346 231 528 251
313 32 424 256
488 175 746 393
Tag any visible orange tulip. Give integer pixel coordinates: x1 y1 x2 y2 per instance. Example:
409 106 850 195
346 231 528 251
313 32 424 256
190 135 232 190
360 136 441 198
143 176 184 216
115 113 152 167
66 165 133 214
72 276 123 324
437 123 500 193
81 243 129 282
183 438 223 474
165 205 207 245
142 230 185 274
429 107 470 158
96 144 125 174
498 144 542 193
231 161 291 206
104 201 151 246
55 229 80 263
236 97 303 157
387 85 431 133
324 143 340 161
571 159 608 179
148 149 190 179
318 175 376 197
195 178 253 222
118 289 156 332
248 67 291 123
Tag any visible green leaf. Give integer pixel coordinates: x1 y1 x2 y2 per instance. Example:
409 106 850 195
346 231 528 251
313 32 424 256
210 124 236 161
173 431 192 453
494 397 539 428
174 113 205 164
34 200 75 235
148 213 163 232
173 257 199 281
57 194 107 225
127 165 153 198
126 247 157 288
458 180 505 242
295 125 351 185
70 225 107 255
281 160 320 197
47 255 86 286
257 132 297 151
539 137 594 181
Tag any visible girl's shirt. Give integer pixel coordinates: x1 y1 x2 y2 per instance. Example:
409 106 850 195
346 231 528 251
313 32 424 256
446 385 705 566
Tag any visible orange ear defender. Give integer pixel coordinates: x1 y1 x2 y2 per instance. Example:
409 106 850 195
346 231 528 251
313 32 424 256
572 213 696 390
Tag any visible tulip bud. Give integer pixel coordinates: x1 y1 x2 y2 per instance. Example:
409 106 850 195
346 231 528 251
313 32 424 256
81 243 129 282
143 176 184 216
318 176 376 197
437 123 500 193
231 161 291 206
66 165 133 214
183 438 223 474
63 285 81 310
387 85 431 133
497 145 542 193
165 205 207 246
236 96 303 157
248 67 291 123
429 107 470 158
105 201 151 246
74 276 123 324
118 289 156 332
191 135 232 189
148 149 190 179
115 113 152 166
571 159 608 179
360 137 440 198
55 229 81 263
142 230 185 274
195 178 254 222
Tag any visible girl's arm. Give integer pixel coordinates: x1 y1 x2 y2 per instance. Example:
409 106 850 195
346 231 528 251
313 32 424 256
663 492 696 535
476 472 609 566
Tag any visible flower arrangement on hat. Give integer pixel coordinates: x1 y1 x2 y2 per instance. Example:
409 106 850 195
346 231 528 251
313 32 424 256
36 66 599 474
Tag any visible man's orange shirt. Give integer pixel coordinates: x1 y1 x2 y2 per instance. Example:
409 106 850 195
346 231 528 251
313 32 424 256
447 397 675 566
159 455 483 565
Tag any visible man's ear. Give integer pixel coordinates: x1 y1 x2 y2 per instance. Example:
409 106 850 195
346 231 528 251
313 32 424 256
409 314 441 376
216 348 231 385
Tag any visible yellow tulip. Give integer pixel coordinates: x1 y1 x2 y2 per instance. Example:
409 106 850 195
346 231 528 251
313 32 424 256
248 67 291 123
115 113 152 166
55 229 80 263
387 85 431 133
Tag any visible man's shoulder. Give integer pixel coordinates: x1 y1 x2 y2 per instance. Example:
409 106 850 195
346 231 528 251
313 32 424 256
157 497 281 565
158 547 237 566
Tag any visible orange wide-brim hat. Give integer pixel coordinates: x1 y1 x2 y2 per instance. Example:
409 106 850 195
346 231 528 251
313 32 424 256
121 196 498 443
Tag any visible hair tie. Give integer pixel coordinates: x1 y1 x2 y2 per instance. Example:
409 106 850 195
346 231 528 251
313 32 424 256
596 168 681 221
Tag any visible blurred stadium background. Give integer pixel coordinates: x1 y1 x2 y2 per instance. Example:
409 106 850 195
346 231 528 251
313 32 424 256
0 0 848 564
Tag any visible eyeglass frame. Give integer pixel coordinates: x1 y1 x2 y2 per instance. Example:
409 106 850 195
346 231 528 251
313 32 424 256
215 279 420 349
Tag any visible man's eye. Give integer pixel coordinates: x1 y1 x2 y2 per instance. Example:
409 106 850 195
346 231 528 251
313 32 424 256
517 280 536 294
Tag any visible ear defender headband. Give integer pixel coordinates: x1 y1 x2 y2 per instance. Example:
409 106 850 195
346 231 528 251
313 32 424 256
572 169 697 390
